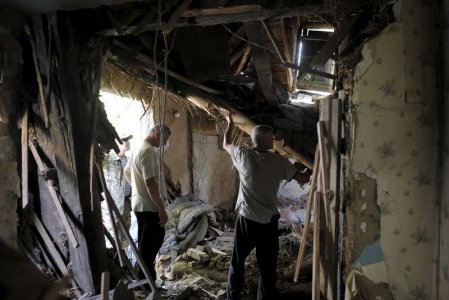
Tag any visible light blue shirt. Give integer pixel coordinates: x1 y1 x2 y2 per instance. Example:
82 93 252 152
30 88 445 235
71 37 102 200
230 146 297 223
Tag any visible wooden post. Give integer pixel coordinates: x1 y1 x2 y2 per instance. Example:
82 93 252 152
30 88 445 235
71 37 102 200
21 105 29 208
312 190 322 300
317 97 341 299
101 272 110 300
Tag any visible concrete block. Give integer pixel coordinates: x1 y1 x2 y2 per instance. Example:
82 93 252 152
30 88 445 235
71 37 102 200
187 248 209 263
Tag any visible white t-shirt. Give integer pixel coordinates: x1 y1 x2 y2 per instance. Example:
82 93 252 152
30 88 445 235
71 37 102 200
127 142 160 212
230 146 298 223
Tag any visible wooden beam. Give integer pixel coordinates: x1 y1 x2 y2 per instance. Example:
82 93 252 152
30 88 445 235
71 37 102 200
98 5 319 36
230 44 250 66
284 62 337 79
245 21 277 106
233 45 251 75
182 4 261 18
29 141 79 248
164 0 193 34
182 89 313 168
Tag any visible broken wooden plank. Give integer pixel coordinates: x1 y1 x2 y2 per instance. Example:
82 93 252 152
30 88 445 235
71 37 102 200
317 121 331 233
181 89 313 168
105 198 126 267
99 5 319 35
95 162 158 297
21 105 29 208
234 45 251 75
294 147 319 282
29 141 79 248
31 212 70 277
164 0 193 34
183 4 261 18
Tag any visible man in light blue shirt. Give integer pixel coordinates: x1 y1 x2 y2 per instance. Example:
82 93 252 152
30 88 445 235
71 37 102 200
223 111 308 300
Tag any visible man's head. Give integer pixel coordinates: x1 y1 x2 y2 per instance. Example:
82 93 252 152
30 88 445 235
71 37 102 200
251 125 274 151
148 124 171 147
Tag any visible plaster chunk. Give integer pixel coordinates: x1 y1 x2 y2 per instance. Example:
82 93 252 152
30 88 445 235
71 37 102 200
361 222 367 233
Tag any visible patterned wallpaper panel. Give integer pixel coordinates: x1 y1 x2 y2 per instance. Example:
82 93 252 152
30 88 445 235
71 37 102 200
348 0 441 299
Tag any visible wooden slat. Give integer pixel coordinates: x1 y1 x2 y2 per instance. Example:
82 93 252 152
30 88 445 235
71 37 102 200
312 191 322 300
21 106 29 208
104 186 126 267
294 147 320 282
96 162 159 297
32 212 70 277
29 142 79 248
317 121 331 232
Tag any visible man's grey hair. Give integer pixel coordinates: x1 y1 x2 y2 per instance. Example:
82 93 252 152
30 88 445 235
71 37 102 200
150 123 171 136
251 125 274 145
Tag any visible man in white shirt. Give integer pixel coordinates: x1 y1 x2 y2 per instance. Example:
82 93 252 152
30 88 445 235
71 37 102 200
124 124 170 281
223 111 308 300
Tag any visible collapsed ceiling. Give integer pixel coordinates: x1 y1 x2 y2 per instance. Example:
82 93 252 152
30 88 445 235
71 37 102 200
2 0 392 167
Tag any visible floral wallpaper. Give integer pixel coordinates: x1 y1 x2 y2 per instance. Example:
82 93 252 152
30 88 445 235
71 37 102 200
348 0 441 299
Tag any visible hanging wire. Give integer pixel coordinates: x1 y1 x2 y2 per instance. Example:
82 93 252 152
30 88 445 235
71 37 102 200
222 24 273 53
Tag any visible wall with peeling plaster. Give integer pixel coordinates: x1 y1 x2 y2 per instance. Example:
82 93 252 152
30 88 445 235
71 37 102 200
152 101 192 196
346 0 440 299
0 23 21 248
192 132 237 209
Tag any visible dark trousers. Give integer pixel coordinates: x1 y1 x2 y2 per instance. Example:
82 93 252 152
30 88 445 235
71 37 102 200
227 214 279 300
135 211 165 281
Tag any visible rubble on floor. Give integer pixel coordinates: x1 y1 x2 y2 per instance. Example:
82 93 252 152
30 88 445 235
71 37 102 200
153 206 312 299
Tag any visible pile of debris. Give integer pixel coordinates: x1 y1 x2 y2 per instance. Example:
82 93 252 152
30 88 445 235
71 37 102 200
149 194 313 299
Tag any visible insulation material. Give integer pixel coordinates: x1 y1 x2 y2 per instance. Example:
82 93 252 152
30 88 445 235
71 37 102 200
192 133 236 209
348 0 439 298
